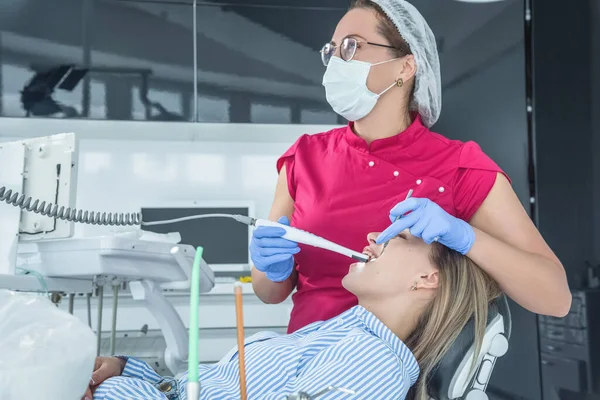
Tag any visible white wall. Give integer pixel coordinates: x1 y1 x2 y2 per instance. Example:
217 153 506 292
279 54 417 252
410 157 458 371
0 119 337 236
0 117 339 362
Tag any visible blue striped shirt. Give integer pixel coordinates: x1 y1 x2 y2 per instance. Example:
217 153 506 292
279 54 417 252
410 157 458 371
94 306 419 399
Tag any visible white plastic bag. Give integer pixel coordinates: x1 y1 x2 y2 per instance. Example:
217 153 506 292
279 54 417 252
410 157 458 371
0 290 96 400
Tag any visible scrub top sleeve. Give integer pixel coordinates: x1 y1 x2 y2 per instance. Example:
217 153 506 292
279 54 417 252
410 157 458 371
453 141 511 222
276 134 308 201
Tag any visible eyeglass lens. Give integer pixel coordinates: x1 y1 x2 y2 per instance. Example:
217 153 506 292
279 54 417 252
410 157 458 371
320 37 358 66
321 42 334 66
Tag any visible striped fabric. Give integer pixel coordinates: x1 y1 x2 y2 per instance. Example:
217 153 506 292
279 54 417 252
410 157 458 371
94 306 419 400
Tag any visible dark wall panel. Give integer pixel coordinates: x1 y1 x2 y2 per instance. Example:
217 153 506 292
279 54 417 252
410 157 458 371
532 0 594 288
436 44 541 400
0 0 341 123
592 0 600 264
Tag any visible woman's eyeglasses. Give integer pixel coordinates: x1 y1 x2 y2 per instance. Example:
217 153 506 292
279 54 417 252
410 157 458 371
320 36 398 66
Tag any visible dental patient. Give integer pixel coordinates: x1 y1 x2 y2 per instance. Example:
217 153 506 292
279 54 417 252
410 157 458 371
85 231 500 400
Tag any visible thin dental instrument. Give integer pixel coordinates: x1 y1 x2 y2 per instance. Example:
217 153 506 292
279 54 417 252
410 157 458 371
381 189 414 252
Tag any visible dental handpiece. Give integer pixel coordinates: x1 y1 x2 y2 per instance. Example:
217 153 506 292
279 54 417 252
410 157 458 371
143 213 369 262
252 219 369 262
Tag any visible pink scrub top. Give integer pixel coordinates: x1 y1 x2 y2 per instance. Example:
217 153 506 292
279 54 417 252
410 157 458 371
277 116 509 333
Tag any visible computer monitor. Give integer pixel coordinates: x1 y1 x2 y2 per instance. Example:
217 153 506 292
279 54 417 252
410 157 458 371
141 201 254 272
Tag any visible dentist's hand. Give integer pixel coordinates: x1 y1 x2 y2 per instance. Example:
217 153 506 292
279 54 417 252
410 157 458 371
250 216 300 282
376 198 475 255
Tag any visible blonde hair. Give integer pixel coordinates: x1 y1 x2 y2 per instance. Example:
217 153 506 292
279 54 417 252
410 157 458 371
405 243 502 400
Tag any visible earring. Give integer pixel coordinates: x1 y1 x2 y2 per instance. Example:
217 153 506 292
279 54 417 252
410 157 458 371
396 78 404 87
410 282 418 291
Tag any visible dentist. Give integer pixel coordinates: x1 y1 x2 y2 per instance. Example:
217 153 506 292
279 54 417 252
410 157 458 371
251 0 570 333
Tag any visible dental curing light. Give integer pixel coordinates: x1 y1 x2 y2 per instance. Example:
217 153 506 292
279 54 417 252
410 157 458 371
251 219 369 262
141 214 369 263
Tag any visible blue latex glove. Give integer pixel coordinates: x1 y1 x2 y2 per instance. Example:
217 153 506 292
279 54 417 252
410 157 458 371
250 216 300 282
376 198 475 255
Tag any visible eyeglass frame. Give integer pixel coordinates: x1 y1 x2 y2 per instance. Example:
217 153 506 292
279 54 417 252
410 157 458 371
320 36 400 66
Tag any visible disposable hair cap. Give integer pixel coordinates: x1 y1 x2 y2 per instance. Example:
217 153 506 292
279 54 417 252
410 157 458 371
371 0 442 127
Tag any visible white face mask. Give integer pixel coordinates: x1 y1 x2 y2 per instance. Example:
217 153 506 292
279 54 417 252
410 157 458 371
322 56 399 122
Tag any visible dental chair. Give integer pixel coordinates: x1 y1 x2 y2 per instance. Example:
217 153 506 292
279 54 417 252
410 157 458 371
428 295 512 400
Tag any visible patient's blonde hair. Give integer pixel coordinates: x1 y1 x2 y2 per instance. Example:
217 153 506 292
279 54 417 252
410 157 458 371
405 243 502 400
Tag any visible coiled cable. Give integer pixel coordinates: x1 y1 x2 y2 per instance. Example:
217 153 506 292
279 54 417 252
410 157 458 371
0 186 141 227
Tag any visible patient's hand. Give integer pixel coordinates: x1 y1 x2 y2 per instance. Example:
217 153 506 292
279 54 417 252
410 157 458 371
81 357 127 400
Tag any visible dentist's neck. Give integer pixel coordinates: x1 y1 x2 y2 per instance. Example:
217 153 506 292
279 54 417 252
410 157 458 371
358 295 428 341
353 107 412 144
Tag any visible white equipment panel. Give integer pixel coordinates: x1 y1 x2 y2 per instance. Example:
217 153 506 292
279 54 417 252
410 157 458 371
19 133 78 241
16 236 214 292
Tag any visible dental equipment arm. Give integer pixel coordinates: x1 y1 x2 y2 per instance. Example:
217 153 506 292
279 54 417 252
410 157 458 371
130 280 189 374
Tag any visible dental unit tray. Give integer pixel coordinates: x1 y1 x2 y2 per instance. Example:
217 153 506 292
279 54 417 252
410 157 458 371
16 235 215 374
16 236 214 290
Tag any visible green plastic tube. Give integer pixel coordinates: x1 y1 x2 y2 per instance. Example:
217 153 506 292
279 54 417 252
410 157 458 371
188 247 204 385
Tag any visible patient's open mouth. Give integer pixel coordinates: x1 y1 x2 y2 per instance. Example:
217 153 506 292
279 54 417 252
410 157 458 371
362 247 377 262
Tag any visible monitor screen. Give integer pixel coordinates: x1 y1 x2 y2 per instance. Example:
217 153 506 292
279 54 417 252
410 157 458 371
141 205 251 268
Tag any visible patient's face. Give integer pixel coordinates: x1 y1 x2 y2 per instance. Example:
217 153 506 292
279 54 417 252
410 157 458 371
342 230 437 299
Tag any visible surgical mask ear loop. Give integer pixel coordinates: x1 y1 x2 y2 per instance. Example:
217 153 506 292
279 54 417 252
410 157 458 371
369 58 404 97
377 80 400 97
